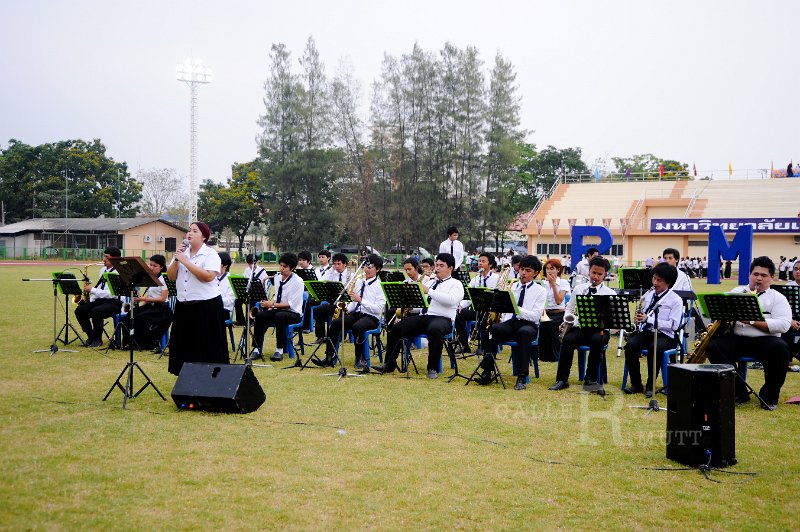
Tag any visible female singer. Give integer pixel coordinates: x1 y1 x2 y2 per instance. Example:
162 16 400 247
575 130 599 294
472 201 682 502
167 221 229 376
132 254 173 351
538 258 571 362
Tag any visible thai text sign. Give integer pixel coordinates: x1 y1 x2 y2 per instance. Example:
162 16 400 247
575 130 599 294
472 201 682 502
651 218 800 233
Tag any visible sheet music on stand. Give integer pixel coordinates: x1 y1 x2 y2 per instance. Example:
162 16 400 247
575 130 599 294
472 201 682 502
229 274 268 305
304 280 351 304
103 272 128 298
697 293 764 322
452 270 471 300
381 282 428 310
574 294 633 330
467 287 494 314
772 285 800 317
51 272 83 297
619 267 653 290
294 268 318 282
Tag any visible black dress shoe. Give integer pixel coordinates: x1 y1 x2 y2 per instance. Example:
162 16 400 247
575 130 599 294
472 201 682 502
514 376 527 391
312 357 333 367
354 359 365 370
373 364 396 374
88 340 103 348
623 385 644 395
473 371 493 385
548 380 569 391
735 395 751 405
644 389 654 398
760 401 777 411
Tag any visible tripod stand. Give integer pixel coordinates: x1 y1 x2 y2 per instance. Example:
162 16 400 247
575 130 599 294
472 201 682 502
229 271 271 367
102 257 166 408
24 276 82 356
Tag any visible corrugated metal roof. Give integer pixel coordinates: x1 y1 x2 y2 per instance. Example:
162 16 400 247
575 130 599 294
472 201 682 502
0 218 187 235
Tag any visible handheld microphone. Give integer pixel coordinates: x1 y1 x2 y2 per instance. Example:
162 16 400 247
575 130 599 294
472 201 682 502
181 239 190 250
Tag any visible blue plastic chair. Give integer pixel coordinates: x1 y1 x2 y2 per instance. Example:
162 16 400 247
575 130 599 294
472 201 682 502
499 325 541 381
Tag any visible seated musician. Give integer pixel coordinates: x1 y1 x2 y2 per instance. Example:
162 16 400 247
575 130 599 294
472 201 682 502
75 246 123 348
313 254 386 370
313 252 350 344
251 253 304 362
297 250 313 270
375 253 464 379
386 257 430 330
235 254 266 325
783 261 800 362
420 257 435 282
217 252 236 321
538 257 571 362
455 252 499 353
131 254 173 352
474 256 547 390
549 256 615 392
707 256 792 410
622 263 683 397
509 254 522 280
316 249 333 279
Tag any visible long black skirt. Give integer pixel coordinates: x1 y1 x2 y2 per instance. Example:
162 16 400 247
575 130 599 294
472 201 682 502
133 303 173 350
169 296 229 376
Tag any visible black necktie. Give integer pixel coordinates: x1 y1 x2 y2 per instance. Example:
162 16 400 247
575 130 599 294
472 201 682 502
276 278 287 303
338 272 342 283
588 287 597 295
644 291 663 314
97 268 112 289
450 242 454 256
355 279 374 312
482 274 487 287
518 283 528 307
423 279 443 313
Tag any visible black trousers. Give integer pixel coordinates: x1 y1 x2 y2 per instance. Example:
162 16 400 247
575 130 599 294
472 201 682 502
253 309 301 351
538 311 563 362
328 312 379 361
303 295 319 331
75 298 122 342
556 328 609 383
485 319 538 376
314 302 334 339
455 308 476 348
707 333 789 405
385 314 452 371
623 330 677 389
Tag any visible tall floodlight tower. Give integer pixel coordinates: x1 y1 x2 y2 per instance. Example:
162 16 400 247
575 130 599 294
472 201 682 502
176 58 212 221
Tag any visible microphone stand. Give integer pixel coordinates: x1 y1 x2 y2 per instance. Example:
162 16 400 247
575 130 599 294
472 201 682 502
243 263 271 368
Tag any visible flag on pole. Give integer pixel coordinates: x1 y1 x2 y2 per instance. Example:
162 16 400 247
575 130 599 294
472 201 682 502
658 164 664 177
728 162 733 176
771 160 774 178
593 167 600 181
693 163 697 177
625 168 630 178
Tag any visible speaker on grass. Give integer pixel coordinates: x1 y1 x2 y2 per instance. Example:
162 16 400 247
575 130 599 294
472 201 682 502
666 363 736 468
171 363 265 414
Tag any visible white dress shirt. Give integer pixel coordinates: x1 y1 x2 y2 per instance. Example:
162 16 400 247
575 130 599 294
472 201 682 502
243 265 266 286
637 288 684 339
575 259 590 277
346 276 386 319
729 286 792 337
143 275 168 300
426 277 464 321
89 266 119 302
461 269 499 309
502 279 547 323
543 277 571 311
565 282 617 329
439 239 465 270
272 271 305 316
217 272 235 314
322 267 349 285
673 269 693 292
176 243 222 302
316 265 331 280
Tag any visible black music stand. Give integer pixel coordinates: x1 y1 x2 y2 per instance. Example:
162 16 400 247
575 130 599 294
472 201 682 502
101 272 135 353
382 271 406 283
617 268 653 357
696 292 770 407
156 275 177 359
103 257 166 409
772 285 800 318
24 273 83 355
229 274 268 363
465 289 518 388
299 280 350 371
466 286 494 352
576 294 632 396
381 281 428 378
294 268 318 282
52 272 85 347
452 270 471 298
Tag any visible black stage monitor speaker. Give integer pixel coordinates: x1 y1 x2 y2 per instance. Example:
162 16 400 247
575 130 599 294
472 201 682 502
171 363 265 414
666 364 737 468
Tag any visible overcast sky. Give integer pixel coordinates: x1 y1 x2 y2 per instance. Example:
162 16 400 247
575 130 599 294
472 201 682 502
2 0 797 188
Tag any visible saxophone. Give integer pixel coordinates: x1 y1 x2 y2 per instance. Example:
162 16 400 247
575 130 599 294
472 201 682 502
72 264 95 305
688 283 758 363
558 313 576 341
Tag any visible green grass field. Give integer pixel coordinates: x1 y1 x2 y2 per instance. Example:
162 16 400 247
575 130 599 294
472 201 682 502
1 263 799 529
